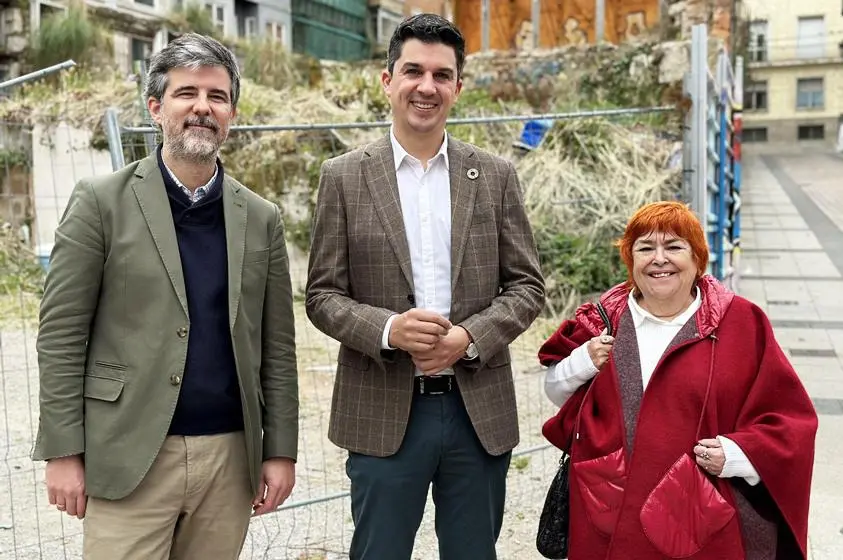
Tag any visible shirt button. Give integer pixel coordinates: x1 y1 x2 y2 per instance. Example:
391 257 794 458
177 327 188 338
170 374 181 386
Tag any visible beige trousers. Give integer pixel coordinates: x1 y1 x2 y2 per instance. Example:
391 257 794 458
83 431 253 560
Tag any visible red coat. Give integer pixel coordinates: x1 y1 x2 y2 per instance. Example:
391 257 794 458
539 276 818 559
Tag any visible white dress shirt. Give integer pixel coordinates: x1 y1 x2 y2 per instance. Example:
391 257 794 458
380 128 455 376
544 289 761 485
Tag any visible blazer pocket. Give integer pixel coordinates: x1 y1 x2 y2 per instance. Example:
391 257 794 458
84 364 127 402
338 346 371 371
244 248 269 264
93 360 126 371
83 375 125 402
486 349 511 368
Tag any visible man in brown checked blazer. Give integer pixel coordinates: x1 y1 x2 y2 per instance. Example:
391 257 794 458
306 14 545 560
33 34 298 559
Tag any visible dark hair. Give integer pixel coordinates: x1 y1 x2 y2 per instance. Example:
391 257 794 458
386 13 466 78
144 33 241 108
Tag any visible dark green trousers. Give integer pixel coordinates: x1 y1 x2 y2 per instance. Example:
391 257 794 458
346 387 512 560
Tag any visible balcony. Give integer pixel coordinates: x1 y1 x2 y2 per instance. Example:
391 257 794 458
748 40 843 69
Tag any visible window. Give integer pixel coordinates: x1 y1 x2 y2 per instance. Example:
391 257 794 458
265 21 286 43
130 37 153 70
797 16 825 59
205 3 225 34
796 78 824 109
798 125 825 140
748 20 768 62
377 9 403 44
742 127 768 143
744 81 768 111
134 0 155 6
244 16 257 38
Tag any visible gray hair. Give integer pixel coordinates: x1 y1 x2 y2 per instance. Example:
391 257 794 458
143 33 241 108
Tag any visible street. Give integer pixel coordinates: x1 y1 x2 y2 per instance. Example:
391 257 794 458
739 150 843 560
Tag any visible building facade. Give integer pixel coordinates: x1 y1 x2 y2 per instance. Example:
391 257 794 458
0 0 292 80
741 0 843 145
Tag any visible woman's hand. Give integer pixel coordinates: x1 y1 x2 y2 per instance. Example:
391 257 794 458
586 330 614 369
694 438 726 476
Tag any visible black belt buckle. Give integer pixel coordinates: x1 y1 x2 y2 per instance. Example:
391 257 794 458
418 375 452 395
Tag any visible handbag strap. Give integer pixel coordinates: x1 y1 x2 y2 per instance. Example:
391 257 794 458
694 332 717 441
567 301 615 453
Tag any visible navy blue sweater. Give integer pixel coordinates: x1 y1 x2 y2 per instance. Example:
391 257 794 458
157 150 244 435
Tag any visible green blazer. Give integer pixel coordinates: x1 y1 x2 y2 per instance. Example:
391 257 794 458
32 154 299 500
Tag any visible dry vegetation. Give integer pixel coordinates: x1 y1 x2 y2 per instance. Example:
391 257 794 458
0 5 687 327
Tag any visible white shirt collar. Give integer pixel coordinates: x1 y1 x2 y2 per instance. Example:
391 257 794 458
627 287 702 328
161 154 218 204
390 126 450 171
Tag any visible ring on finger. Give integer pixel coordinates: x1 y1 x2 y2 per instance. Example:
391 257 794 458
701 450 710 461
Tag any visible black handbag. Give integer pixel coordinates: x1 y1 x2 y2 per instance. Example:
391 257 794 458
535 450 572 558
536 302 613 559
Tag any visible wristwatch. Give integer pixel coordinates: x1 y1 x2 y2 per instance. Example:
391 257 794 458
464 341 479 360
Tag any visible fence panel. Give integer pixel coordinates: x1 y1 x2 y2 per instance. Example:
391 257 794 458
4 102 682 558
684 23 743 290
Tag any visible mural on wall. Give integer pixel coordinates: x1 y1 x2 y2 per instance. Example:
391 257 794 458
454 0 732 53
514 19 534 52
563 18 589 46
622 11 647 42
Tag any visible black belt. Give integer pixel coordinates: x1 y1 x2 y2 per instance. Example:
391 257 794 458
414 375 456 395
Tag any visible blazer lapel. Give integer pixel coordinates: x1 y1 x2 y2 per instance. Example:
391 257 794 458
361 136 414 290
448 138 478 292
223 178 247 329
131 156 189 317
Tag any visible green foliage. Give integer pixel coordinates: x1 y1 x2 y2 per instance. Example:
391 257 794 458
512 456 531 472
535 230 627 308
0 227 45 297
27 1 113 71
579 44 665 108
0 148 28 170
236 38 317 91
167 4 222 40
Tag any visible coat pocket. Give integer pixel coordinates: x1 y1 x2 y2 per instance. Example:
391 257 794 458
83 375 125 402
83 364 127 402
640 453 736 558
572 446 627 536
244 248 269 264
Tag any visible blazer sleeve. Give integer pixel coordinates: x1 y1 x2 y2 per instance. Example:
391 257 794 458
305 159 396 368
32 180 105 461
459 160 545 366
260 205 300 461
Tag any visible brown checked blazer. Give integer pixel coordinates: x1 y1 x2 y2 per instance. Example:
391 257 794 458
305 134 545 457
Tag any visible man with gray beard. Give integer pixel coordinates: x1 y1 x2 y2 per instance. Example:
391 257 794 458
32 33 299 559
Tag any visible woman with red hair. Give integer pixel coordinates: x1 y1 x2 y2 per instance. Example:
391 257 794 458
539 201 817 559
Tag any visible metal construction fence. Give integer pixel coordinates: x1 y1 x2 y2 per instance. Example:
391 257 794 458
684 25 744 291
0 23 743 560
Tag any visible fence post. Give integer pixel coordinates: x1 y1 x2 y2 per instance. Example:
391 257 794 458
0 60 76 90
716 53 729 280
481 0 490 52
730 55 744 292
103 107 125 171
687 25 709 231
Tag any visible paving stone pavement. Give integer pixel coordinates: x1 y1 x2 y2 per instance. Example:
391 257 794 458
739 152 843 560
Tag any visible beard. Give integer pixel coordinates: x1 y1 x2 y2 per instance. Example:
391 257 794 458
162 115 226 164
